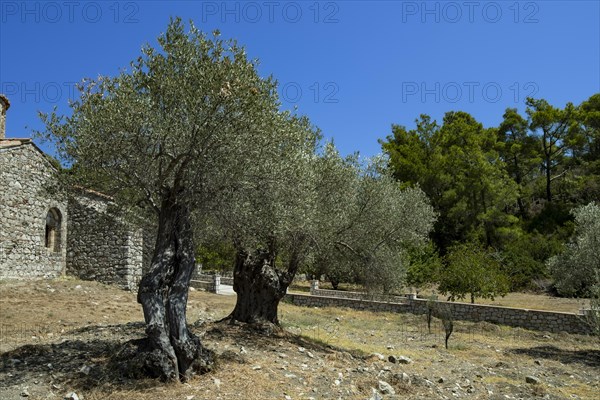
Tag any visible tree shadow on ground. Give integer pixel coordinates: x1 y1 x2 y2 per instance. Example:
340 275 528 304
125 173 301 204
0 322 163 392
0 319 341 396
508 345 600 368
205 319 338 355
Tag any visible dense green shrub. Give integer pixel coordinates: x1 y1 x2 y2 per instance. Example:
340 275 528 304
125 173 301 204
548 202 600 297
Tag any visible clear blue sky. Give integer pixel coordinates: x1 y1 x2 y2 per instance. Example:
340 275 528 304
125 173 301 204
1 1 598 157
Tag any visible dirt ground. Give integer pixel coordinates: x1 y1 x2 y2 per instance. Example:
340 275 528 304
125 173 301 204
0 278 598 400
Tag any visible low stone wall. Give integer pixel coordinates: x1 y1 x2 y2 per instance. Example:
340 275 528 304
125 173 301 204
407 298 590 335
286 292 411 313
196 273 233 286
191 275 223 293
284 292 592 335
220 276 234 285
311 288 408 304
191 279 217 293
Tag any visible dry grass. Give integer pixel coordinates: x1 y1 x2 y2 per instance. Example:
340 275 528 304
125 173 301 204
1 278 599 400
291 280 591 313
469 292 590 313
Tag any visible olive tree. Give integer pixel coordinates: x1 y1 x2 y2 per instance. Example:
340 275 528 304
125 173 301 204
211 113 320 325
212 141 434 325
353 163 436 293
548 202 600 297
37 19 292 380
308 144 362 288
588 273 600 337
310 150 436 293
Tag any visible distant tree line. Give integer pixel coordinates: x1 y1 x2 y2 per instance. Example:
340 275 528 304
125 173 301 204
380 94 600 299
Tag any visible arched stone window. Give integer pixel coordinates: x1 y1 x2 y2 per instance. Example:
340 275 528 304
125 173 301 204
45 208 62 252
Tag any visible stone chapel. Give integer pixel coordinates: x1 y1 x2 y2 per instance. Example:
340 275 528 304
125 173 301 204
0 94 152 290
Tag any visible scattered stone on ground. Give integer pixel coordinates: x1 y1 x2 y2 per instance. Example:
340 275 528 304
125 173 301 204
1 279 598 400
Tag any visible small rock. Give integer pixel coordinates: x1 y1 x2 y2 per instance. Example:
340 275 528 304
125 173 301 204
284 396 292 400
388 355 398 363
378 380 396 395
369 388 383 400
394 372 411 384
240 346 247 354
213 378 221 388
252 366 262 370
372 353 385 361
526 376 540 384
20 389 29 397
397 355 412 364
386 345 394 350
307 351 315 359
64 393 80 400
186 396 195 400
534 360 542 366
298 347 305 353
438 377 445 383
79 365 91 375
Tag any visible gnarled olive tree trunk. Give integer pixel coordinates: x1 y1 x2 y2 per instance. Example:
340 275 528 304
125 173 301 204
227 248 296 325
136 190 212 381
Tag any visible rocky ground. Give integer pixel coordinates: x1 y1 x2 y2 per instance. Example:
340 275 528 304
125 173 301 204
0 278 598 400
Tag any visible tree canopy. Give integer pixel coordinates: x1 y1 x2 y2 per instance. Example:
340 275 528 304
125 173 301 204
438 242 509 303
381 94 600 295
37 18 313 381
548 202 600 297
308 147 436 293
